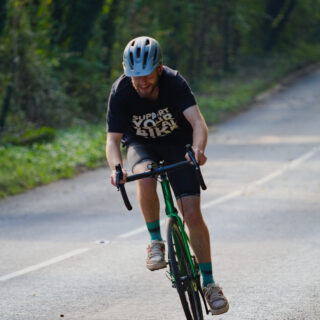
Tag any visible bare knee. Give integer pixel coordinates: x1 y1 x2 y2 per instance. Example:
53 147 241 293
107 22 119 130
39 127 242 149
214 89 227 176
137 177 156 191
133 161 157 195
184 209 206 229
178 196 205 228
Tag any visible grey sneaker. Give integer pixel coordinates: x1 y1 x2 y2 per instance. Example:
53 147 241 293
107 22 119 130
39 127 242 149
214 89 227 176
146 240 166 271
203 283 229 315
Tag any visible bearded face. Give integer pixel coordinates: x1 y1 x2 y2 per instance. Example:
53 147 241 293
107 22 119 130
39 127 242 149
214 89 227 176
131 68 162 100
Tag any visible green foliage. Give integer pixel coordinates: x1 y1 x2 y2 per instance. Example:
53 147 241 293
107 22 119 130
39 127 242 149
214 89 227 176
0 124 106 198
0 0 71 130
1 0 319 133
0 0 319 198
1 126 56 145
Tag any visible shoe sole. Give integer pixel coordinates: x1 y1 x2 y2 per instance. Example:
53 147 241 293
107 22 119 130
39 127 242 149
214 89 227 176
146 262 167 271
210 302 229 315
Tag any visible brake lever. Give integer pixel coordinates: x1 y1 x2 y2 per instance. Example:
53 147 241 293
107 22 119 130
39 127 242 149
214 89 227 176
186 144 207 190
116 165 121 190
115 164 133 211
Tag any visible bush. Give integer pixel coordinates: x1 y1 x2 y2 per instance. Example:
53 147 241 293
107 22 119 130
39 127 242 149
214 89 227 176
0 124 106 198
1 126 56 145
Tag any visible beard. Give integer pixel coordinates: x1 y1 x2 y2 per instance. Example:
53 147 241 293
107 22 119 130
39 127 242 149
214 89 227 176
132 78 159 100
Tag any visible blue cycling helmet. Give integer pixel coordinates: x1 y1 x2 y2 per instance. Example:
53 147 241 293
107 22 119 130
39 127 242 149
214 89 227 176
123 36 162 77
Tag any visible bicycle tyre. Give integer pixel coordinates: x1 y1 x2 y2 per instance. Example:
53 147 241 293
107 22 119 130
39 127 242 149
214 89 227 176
167 217 203 320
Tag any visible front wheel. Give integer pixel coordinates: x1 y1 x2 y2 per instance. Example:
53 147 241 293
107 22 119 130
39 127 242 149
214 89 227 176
166 217 203 320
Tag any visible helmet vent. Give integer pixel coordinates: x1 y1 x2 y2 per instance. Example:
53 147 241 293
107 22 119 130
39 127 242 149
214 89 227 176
137 47 141 58
129 52 134 66
145 39 150 45
153 48 158 63
143 51 148 67
131 40 135 46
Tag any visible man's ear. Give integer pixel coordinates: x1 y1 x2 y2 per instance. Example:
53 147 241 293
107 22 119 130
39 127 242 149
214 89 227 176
158 64 163 75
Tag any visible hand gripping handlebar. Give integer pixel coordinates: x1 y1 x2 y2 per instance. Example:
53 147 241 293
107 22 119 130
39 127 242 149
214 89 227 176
115 144 207 211
185 144 207 191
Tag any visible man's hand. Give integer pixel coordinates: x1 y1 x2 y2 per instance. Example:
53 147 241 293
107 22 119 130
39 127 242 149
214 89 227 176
185 146 207 166
110 168 128 187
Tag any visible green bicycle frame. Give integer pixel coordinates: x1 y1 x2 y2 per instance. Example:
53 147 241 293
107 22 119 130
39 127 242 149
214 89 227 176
160 172 197 277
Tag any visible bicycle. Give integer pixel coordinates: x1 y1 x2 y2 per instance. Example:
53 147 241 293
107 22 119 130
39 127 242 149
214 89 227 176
115 144 210 320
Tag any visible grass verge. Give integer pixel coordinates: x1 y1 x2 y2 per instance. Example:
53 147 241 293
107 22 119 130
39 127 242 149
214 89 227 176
0 125 106 198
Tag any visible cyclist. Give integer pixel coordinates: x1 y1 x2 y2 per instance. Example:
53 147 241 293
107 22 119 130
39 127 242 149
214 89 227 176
106 36 229 315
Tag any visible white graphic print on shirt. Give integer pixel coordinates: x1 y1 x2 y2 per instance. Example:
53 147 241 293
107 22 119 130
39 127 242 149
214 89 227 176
132 107 178 138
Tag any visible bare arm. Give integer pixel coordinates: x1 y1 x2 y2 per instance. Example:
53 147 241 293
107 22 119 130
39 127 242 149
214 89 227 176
183 105 208 165
106 132 127 186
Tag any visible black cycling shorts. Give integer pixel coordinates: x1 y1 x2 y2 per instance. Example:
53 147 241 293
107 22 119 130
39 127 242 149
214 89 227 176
126 140 200 200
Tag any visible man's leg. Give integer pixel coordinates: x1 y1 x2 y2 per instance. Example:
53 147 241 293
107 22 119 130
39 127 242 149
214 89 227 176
177 196 211 268
177 196 229 315
134 161 160 225
134 161 166 270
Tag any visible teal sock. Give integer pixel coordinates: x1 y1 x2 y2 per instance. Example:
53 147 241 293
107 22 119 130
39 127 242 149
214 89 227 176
199 262 215 287
146 220 162 242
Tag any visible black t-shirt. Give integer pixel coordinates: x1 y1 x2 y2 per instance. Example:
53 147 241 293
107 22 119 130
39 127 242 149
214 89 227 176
107 66 196 145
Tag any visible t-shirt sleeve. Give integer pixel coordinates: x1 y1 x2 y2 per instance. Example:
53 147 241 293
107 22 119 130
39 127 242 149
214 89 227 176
174 73 197 112
106 90 129 133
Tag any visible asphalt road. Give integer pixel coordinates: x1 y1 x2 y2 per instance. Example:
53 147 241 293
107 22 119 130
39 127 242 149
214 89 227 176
1 68 320 320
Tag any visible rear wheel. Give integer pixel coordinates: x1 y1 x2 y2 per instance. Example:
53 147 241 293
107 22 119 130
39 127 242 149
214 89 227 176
167 217 203 320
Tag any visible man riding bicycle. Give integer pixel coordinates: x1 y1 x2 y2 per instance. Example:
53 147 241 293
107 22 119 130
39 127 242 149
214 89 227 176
106 36 229 315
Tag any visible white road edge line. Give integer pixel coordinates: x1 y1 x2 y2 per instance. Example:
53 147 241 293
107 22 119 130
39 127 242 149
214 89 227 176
0 248 90 282
203 145 320 209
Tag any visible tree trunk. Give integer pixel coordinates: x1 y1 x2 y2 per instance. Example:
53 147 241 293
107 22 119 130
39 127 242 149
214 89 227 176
263 0 297 51
222 4 232 71
101 0 119 78
69 0 104 54
0 84 13 133
0 0 8 38
50 0 64 46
